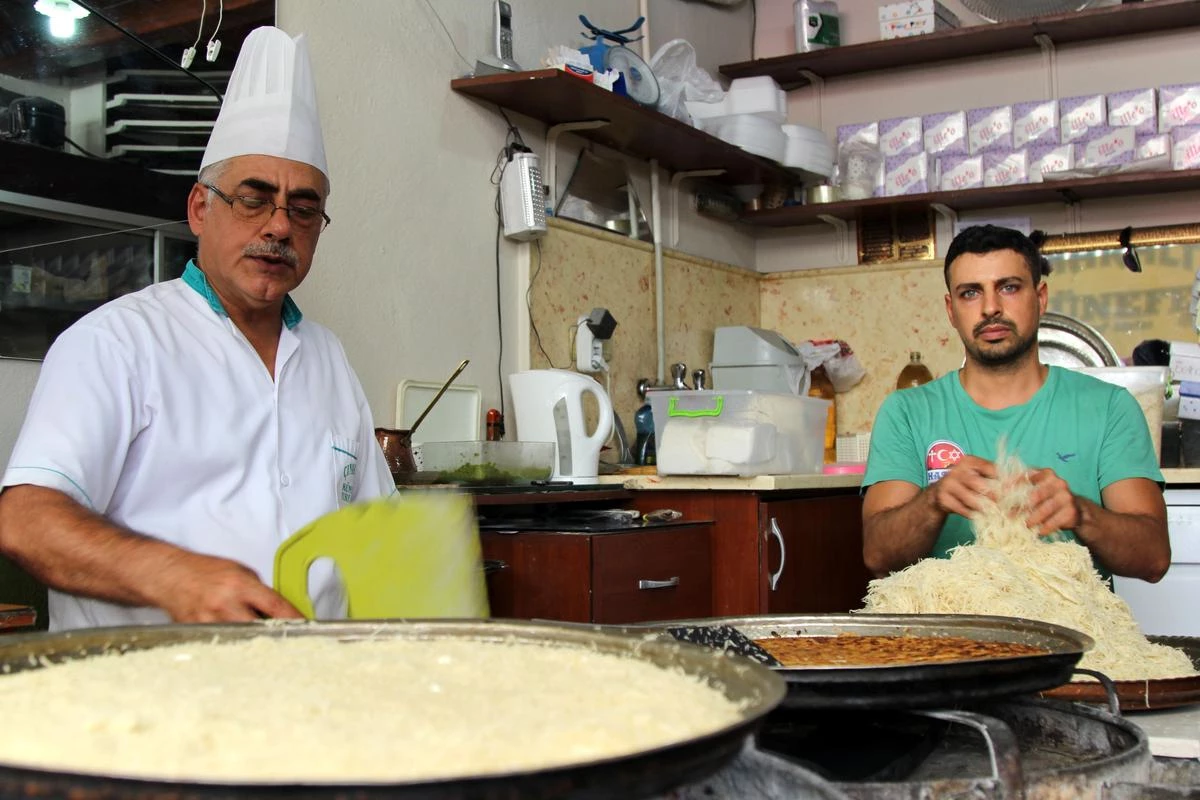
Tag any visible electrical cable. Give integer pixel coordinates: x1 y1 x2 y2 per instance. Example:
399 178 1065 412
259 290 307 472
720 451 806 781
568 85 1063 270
68 0 224 102
418 0 475 71
526 238 560 369
184 0 207 67
750 0 757 60
207 0 224 61
497 107 526 148
494 211 505 420
63 135 103 160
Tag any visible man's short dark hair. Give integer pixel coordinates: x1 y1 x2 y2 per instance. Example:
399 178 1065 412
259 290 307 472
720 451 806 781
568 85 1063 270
943 225 1050 288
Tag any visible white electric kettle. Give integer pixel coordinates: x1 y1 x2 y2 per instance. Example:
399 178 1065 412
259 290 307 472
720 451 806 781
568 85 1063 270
509 369 614 483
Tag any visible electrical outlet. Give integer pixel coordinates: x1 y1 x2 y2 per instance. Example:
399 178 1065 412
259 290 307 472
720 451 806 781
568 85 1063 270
575 315 604 373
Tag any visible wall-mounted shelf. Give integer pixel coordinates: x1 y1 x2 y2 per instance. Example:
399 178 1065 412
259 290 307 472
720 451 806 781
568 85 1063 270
720 0 1200 89
740 168 1200 227
450 69 819 186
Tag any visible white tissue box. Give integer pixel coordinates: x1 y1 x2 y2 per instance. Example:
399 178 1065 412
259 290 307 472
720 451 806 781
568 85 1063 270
878 0 959 23
1060 94 1106 144
880 14 956 38
884 152 931 196
983 150 1029 187
651 390 828 476
1013 100 1059 148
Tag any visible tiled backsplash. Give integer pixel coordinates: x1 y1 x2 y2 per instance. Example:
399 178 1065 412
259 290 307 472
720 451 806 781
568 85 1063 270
533 219 963 440
530 219 761 429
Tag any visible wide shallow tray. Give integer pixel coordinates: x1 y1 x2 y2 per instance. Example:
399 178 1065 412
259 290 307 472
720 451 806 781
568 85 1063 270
648 614 1091 711
1042 635 1200 712
0 619 786 799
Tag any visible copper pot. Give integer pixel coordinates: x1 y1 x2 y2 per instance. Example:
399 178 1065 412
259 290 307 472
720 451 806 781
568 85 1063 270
374 427 417 480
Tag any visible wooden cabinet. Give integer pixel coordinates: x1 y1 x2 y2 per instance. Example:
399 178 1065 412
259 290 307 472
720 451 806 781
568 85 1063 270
631 490 871 616
761 495 872 613
481 523 713 624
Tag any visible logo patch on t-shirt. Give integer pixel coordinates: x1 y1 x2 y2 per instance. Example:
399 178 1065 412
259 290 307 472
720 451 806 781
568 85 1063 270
926 440 964 484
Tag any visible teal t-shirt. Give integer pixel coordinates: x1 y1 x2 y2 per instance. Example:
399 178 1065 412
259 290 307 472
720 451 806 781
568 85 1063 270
863 366 1163 569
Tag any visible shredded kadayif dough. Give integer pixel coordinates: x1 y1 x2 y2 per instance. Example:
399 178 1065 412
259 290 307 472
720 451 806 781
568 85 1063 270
862 451 1196 682
0 636 745 782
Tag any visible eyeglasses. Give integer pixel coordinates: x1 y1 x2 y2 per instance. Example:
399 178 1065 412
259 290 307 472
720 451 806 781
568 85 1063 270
203 183 331 232
1119 226 1142 273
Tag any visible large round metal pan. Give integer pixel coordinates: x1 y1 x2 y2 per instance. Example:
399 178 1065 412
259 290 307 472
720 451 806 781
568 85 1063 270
0 619 786 799
647 614 1091 711
1042 635 1200 712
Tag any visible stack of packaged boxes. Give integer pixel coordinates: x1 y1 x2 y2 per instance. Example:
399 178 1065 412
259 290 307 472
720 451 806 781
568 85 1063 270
835 83 1200 198
878 0 960 40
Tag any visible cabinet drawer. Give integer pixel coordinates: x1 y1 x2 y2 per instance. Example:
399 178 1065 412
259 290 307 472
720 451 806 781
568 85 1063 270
592 525 712 624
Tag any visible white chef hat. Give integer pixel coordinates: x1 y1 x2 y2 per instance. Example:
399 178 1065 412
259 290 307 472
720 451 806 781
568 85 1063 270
199 26 330 188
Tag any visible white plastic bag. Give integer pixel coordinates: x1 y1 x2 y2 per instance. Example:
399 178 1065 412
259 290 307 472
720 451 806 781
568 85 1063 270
649 39 724 125
798 339 867 394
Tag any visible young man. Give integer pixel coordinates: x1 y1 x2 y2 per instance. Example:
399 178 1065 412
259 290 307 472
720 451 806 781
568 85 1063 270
0 28 394 629
861 225 1169 582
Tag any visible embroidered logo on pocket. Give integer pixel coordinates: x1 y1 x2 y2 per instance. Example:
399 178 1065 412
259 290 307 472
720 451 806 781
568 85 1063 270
331 434 360 505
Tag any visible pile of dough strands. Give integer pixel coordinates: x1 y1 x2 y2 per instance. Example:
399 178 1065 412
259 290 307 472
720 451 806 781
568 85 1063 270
862 452 1196 681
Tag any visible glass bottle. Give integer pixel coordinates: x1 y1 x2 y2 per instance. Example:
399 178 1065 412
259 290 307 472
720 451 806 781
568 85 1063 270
807 365 837 464
896 351 934 390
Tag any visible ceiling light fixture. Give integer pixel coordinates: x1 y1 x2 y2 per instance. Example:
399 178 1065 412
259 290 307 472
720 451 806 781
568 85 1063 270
34 0 90 39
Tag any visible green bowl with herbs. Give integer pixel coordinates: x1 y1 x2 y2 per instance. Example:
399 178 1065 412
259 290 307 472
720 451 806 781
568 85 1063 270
415 441 555 486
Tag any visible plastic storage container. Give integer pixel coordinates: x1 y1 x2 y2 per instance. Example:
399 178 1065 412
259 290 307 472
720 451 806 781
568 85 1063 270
695 114 787 163
1072 366 1169 462
650 390 829 477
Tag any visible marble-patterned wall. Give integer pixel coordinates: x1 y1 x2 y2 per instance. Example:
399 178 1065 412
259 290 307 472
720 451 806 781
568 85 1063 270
530 220 761 434
533 220 970 442
761 262 963 437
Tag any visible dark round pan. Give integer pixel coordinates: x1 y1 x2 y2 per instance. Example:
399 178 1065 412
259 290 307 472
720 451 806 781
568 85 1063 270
646 613 1092 711
0 619 786 799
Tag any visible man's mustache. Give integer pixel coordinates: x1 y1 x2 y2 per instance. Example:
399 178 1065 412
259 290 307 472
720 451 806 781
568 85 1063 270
973 317 1016 337
243 242 299 267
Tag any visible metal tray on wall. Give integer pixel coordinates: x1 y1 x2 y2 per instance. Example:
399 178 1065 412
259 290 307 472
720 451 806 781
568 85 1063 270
1042 635 1200 711
0 620 786 800
647 614 1092 711
1039 311 1121 368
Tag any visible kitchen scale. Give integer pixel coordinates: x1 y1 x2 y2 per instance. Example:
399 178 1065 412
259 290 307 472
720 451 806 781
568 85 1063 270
578 15 660 107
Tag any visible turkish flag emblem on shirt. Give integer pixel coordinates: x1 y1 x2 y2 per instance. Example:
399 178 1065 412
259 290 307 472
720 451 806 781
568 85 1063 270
926 440 964 484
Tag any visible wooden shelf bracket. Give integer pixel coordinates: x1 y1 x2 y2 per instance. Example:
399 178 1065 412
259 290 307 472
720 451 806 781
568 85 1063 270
930 202 959 229
817 213 851 264
798 69 825 131
1034 34 1059 100
546 119 610 211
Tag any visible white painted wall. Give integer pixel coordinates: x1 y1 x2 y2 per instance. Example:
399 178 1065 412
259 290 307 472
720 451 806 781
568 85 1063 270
753 0 1200 272
277 0 756 428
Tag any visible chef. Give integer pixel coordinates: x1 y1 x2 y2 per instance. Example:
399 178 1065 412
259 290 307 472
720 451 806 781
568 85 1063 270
861 224 1169 582
0 27 394 630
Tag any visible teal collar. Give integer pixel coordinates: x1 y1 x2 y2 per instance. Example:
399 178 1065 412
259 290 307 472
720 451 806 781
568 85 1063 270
182 259 303 330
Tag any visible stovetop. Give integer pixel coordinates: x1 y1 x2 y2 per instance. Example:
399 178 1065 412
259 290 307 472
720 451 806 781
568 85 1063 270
670 697 1200 800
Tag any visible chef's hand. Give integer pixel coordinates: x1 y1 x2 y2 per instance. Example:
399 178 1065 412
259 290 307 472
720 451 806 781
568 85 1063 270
1024 468 1081 537
927 455 997 518
151 552 304 623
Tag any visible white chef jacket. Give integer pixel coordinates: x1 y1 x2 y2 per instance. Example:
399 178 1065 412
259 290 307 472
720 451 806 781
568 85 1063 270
2 261 395 630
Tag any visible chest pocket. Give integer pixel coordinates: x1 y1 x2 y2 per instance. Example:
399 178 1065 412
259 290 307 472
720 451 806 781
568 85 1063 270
330 433 360 506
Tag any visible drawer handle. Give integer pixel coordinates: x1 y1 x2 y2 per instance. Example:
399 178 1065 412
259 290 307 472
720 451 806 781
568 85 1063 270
638 577 680 590
768 517 786 592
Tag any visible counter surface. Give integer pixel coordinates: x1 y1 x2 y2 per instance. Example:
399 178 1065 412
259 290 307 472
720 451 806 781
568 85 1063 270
1131 703 1200 759
610 468 1200 492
